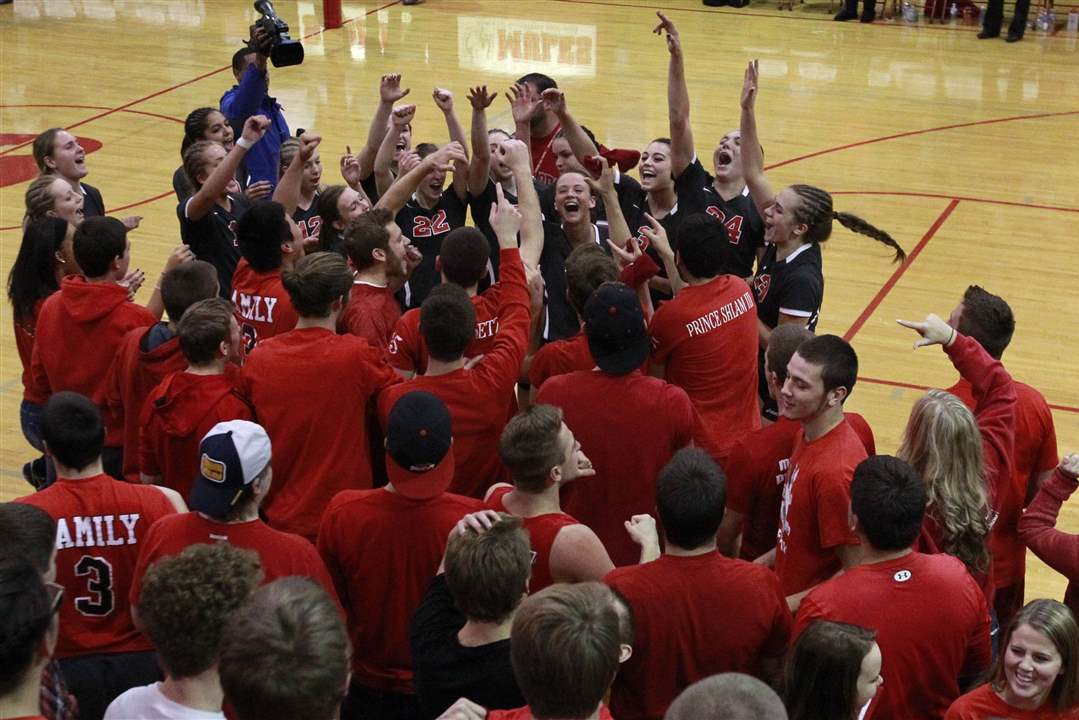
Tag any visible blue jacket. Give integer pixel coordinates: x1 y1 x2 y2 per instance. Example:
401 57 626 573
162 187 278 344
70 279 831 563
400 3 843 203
220 64 290 188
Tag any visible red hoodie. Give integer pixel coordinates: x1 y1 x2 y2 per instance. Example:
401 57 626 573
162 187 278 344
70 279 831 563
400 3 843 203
28 276 156 445
139 370 252 499
105 324 186 481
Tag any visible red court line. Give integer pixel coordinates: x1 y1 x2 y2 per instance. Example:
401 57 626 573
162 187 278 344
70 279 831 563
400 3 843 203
858 375 1079 414
831 190 1079 214
843 198 960 342
0 105 184 125
766 110 1079 170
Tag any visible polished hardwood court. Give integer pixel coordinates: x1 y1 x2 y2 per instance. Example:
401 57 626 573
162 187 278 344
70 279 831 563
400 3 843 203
1 0 1077 601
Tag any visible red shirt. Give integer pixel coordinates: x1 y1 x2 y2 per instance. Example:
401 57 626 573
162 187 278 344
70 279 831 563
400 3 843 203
726 412 875 562
239 327 401 540
605 553 791 720
388 291 503 375
1019 469 1079 620
488 706 615 720
649 275 760 462
529 124 561 184
949 377 1056 589
528 331 594 389
537 370 697 567
231 258 298 352
796 552 992 719
15 299 47 403
104 325 186 481
130 512 337 607
139 370 253 499
339 280 401 353
16 474 177 658
945 683 1079 719
487 485 579 593
774 419 866 596
317 488 483 694
28 277 156 445
377 250 530 499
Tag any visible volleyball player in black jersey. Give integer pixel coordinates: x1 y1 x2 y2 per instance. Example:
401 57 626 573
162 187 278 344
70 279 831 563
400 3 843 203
275 135 323 249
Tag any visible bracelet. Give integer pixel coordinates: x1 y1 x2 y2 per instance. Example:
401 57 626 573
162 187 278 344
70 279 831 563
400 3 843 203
236 137 255 150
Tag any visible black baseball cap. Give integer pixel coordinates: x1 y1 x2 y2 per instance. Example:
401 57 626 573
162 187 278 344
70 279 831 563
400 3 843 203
386 391 455 499
584 282 649 375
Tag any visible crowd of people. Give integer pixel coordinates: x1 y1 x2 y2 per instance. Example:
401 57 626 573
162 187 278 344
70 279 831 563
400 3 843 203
4 10 1076 720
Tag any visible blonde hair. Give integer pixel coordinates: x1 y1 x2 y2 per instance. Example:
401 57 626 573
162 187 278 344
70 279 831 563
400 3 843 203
23 175 61 227
279 137 301 173
897 389 990 575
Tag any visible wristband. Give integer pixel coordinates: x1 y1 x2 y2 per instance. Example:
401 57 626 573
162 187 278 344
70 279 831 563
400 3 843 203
236 137 255 150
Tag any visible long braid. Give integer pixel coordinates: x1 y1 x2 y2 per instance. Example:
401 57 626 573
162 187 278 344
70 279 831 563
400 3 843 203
182 107 217 157
791 184 906 263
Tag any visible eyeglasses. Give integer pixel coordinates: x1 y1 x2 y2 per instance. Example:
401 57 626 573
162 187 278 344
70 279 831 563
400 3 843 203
44 581 64 616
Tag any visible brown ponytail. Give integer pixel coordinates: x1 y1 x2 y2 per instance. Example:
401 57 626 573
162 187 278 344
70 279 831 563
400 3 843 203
834 211 906 263
790 184 905 263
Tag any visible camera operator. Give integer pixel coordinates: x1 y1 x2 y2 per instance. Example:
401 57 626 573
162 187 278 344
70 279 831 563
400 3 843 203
221 26 291 191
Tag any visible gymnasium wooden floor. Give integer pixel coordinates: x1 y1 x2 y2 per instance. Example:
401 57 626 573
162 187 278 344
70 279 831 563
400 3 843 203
2 0 1076 600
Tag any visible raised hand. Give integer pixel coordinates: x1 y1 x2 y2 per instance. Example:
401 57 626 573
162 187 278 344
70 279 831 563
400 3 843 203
241 114 271 143
391 104 417 128
525 262 545 313
741 59 759 111
432 87 455 113
397 150 421 175
454 510 504 536
541 87 567 117
624 514 659 548
607 236 643 268
1061 454 1079 481
652 11 682 55
431 141 467 169
506 83 542 125
584 156 615 197
340 146 362 187
163 244 196 272
299 133 322 161
489 182 522 240
380 73 410 103
640 213 673 259
896 314 957 349
498 138 530 171
467 85 496 110
244 180 273 202
564 446 596 482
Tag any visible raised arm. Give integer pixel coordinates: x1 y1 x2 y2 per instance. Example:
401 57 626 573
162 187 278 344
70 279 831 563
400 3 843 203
654 12 694 178
739 60 775 216
497 139 543 268
432 88 470 201
357 74 410 180
373 104 416 198
221 43 269 129
541 88 599 173
586 157 631 250
187 115 269 221
273 134 321 215
640 213 685 295
1019 457 1079 583
466 85 497 196
375 141 467 216
506 83 538 166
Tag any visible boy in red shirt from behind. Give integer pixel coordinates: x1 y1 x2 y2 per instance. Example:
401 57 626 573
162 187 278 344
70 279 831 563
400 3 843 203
239 252 400 540
138 297 252 497
605 448 791 720
770 334 867 611
29 217 158 479
318 391 483 720
796 455 992 719
106 260 219 482
16 393 186 720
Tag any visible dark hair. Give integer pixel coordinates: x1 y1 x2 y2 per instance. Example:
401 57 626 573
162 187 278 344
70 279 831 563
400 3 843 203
499 404 566 493
316 185 349 252
419 284 476 362
219 578 348 720
789 185 905 263
178 297 235 365
238 201 291 272
784 620 877 720
8 217 71 324
415 142 439 160
516 73 558 93
139 544 262 679
182 107 219 156
554 124 599 149
666 673 788 720
445 513 531 623
32 128 63 173
766 324 814 384
794 334 858 400
282 252 352 318
161 260 219 322
342 208 393 271
957 285 1014 360
232 47 256 75
0 557 53 696
850 455 927 551
42 392 104 471
565 244 618 317
511 583 620 719
73 216 127 278
656 448 727 550
0 503 55 576
676 213 736 279
440 227 490 288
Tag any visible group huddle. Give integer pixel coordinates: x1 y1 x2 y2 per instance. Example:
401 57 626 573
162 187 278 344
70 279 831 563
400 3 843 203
5 10 1079 720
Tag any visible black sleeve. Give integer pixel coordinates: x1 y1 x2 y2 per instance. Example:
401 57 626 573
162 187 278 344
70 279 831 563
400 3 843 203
674 157 709 195
777 266 823 316
536 179 556 222
615 173 645 231
173 166 193 203
409 574 465 657
82 184 106 218
360 173 381 205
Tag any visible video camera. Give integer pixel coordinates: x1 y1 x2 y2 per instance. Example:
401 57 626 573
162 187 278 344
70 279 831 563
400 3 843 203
250 0 304 68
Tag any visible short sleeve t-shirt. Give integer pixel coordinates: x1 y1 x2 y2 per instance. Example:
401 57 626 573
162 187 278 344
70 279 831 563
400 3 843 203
104 683 225 720
177 193 250 296
230 259 299 353
293 192 322 249
388 287 504 375
752 242 823 331
944 683 1079 719
527 331 594 389
395 190 469 309
338 281 401 353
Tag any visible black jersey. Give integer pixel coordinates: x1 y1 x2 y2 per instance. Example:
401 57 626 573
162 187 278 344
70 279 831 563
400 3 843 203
395 189 469 310
469 177 549 284
674 158 765 278
80 183 105 219
539 221 611 342
177 193 250 297
293 192 322 247
360 173 381 206
615 179 684 307
752 242 823 331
